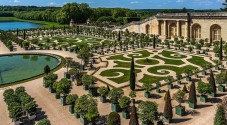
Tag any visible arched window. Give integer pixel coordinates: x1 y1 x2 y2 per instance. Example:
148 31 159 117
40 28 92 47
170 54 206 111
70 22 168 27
192 24 201 39
169 23 177 37
211 24 221 41
145 24 150 34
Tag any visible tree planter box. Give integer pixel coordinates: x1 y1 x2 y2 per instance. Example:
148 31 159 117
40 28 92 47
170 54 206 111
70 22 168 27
89 88 97 96
70 77 75 81
163 117 172 124
215 53 219 57
157 121 164 125
156 88 161 93
175 106 185 116
111 103 121 112
9 47 13 51
186 77 191 81
167 84 173 89
196 51 200 54
215 66 219 70
195 74 199 78
76 79 82 86
64 72 70 79
74 113 80 119
200 95 207 102
55 93 60 99
188 101 197 109
202 71 206 75
218 85 225 92
100 96 107 103
69 105 74 114
210 92 216 97
144 92 150 98
142 122 154 125
80 116 88 125
60 96 66 106
177 80 181 85
122 111 130 119
49 87 55 93
69 48 74 52
24 46 29 50
83 85 89 90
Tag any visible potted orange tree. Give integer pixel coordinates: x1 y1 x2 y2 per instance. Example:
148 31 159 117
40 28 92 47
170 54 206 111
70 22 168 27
173 89 186 116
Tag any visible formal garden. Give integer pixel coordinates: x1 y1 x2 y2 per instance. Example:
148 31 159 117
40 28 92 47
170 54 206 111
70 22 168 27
95 49 214 88
1 25 227 125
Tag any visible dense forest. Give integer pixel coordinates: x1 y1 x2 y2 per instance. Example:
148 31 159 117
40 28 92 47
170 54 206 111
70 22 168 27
0 2 224 26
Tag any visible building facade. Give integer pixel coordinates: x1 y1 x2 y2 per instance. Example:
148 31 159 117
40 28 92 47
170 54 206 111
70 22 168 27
118 12 227 42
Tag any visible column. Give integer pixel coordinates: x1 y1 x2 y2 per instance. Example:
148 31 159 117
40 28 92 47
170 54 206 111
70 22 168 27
164 20 167 38
185 21 188 39
157 20 161 35
177 20 180 37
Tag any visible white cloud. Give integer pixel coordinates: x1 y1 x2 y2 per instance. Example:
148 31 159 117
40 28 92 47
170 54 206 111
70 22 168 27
130 1 142 4
176 0 184 3
50 2 56 6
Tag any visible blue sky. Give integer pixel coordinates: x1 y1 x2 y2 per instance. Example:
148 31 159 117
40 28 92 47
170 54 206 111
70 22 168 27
1 0 224 9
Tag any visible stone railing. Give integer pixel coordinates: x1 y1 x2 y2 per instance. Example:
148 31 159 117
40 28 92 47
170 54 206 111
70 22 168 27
116 16 155 30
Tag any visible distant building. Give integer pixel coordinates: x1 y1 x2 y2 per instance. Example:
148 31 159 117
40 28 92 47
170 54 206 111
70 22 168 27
70 19 75 27
118 12 227 42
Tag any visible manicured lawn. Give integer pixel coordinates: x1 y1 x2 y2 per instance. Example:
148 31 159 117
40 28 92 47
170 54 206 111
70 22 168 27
159 50 187 59
108 55 131 61
147 65 197 75
187 56 212 67
100 69 141 84
0 17 66 28
114 61 144 68
153 55 185 65
128 50 152 58
139 74 165 84
135 58 159 65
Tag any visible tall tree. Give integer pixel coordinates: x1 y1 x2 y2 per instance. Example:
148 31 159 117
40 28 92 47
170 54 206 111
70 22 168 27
23 29 26 40
129 104 139 125
214 105 226 125
153 35 156 49
163 90 173 122
219 38 223 61
222 1 227 11
188 82 197 108
130 57 136 91
16 28 19 36
209 70 216 96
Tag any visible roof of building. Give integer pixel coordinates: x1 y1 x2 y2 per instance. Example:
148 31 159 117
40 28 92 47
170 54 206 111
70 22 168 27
156 12 227 19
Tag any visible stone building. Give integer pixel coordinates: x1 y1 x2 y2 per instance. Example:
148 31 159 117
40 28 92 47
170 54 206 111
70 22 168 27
118 12 227 42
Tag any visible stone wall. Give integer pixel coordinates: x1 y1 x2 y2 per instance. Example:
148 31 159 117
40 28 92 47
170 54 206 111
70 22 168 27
118 12 227 41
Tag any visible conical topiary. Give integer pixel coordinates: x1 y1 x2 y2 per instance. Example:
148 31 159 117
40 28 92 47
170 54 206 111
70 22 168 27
163 90 173 122
209 70 216 96
130 57 136 91
188 82 197 108
219 38 223 61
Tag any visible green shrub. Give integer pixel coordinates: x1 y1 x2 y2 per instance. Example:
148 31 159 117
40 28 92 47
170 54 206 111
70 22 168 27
107 112 121 125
